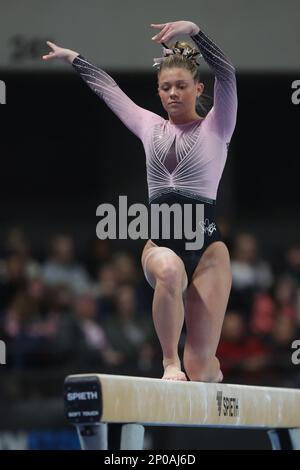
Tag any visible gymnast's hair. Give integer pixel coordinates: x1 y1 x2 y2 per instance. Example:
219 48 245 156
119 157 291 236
157 41 200 78
155 41 211 116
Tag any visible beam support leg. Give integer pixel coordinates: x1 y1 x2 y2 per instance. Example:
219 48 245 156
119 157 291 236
120 424 145 450
288 428 300 450
76 423 108 450
268 429 293 450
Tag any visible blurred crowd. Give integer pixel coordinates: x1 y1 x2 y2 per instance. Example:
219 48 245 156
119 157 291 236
0 225 300 400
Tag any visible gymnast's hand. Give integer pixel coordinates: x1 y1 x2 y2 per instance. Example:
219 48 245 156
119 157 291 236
42 41 79 64
150 21 200 44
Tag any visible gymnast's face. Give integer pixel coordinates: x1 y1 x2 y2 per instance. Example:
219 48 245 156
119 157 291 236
158 67 204 120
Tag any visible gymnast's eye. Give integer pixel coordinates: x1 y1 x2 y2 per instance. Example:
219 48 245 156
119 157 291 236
161 85 186 91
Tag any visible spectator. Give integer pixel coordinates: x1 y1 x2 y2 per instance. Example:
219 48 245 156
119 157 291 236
284 243 300 287
229 233 273 316
85 239 112 279
105 284 159 375
217 311 270 384
2 227 41 279
93 262 119 318
0 253 27 311
251 275 297 337
112 252 139 285
112 251 153 314
42 234 91 294
2 286 52 368
73 290 123 370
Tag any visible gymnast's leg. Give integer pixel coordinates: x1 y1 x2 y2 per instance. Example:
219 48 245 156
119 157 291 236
183 241 232 382
141 240 188 380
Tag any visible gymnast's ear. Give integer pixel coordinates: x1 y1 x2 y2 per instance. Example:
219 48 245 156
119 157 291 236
197 82 205 97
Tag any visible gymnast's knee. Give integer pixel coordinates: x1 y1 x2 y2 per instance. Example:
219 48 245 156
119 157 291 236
143 247 187 291
155 263 187 292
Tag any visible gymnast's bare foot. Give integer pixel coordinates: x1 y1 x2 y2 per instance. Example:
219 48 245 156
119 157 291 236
187 367 223 383
162 362 187 381
184 354 223 382
217 370 224 383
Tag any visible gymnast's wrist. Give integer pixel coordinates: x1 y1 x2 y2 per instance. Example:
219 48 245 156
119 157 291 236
66 51 80 64
191 24 200 36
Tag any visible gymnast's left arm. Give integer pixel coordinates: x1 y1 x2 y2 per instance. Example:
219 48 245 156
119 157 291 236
189 27 238 141
151 21 237 141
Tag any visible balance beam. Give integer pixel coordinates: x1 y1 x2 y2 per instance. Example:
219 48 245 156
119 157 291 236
64 374 300 450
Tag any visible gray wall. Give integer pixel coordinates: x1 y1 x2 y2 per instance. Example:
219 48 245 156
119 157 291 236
0 0 299 71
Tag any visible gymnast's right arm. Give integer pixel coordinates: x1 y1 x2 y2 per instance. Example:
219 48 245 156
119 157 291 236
42 41 157 140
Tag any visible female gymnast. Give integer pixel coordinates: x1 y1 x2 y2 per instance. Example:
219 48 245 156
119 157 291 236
43 20 237 382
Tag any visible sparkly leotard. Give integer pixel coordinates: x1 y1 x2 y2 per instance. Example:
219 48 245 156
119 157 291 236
72 29 237 283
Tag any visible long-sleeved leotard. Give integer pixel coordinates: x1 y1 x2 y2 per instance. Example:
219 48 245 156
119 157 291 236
72 29 237 203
